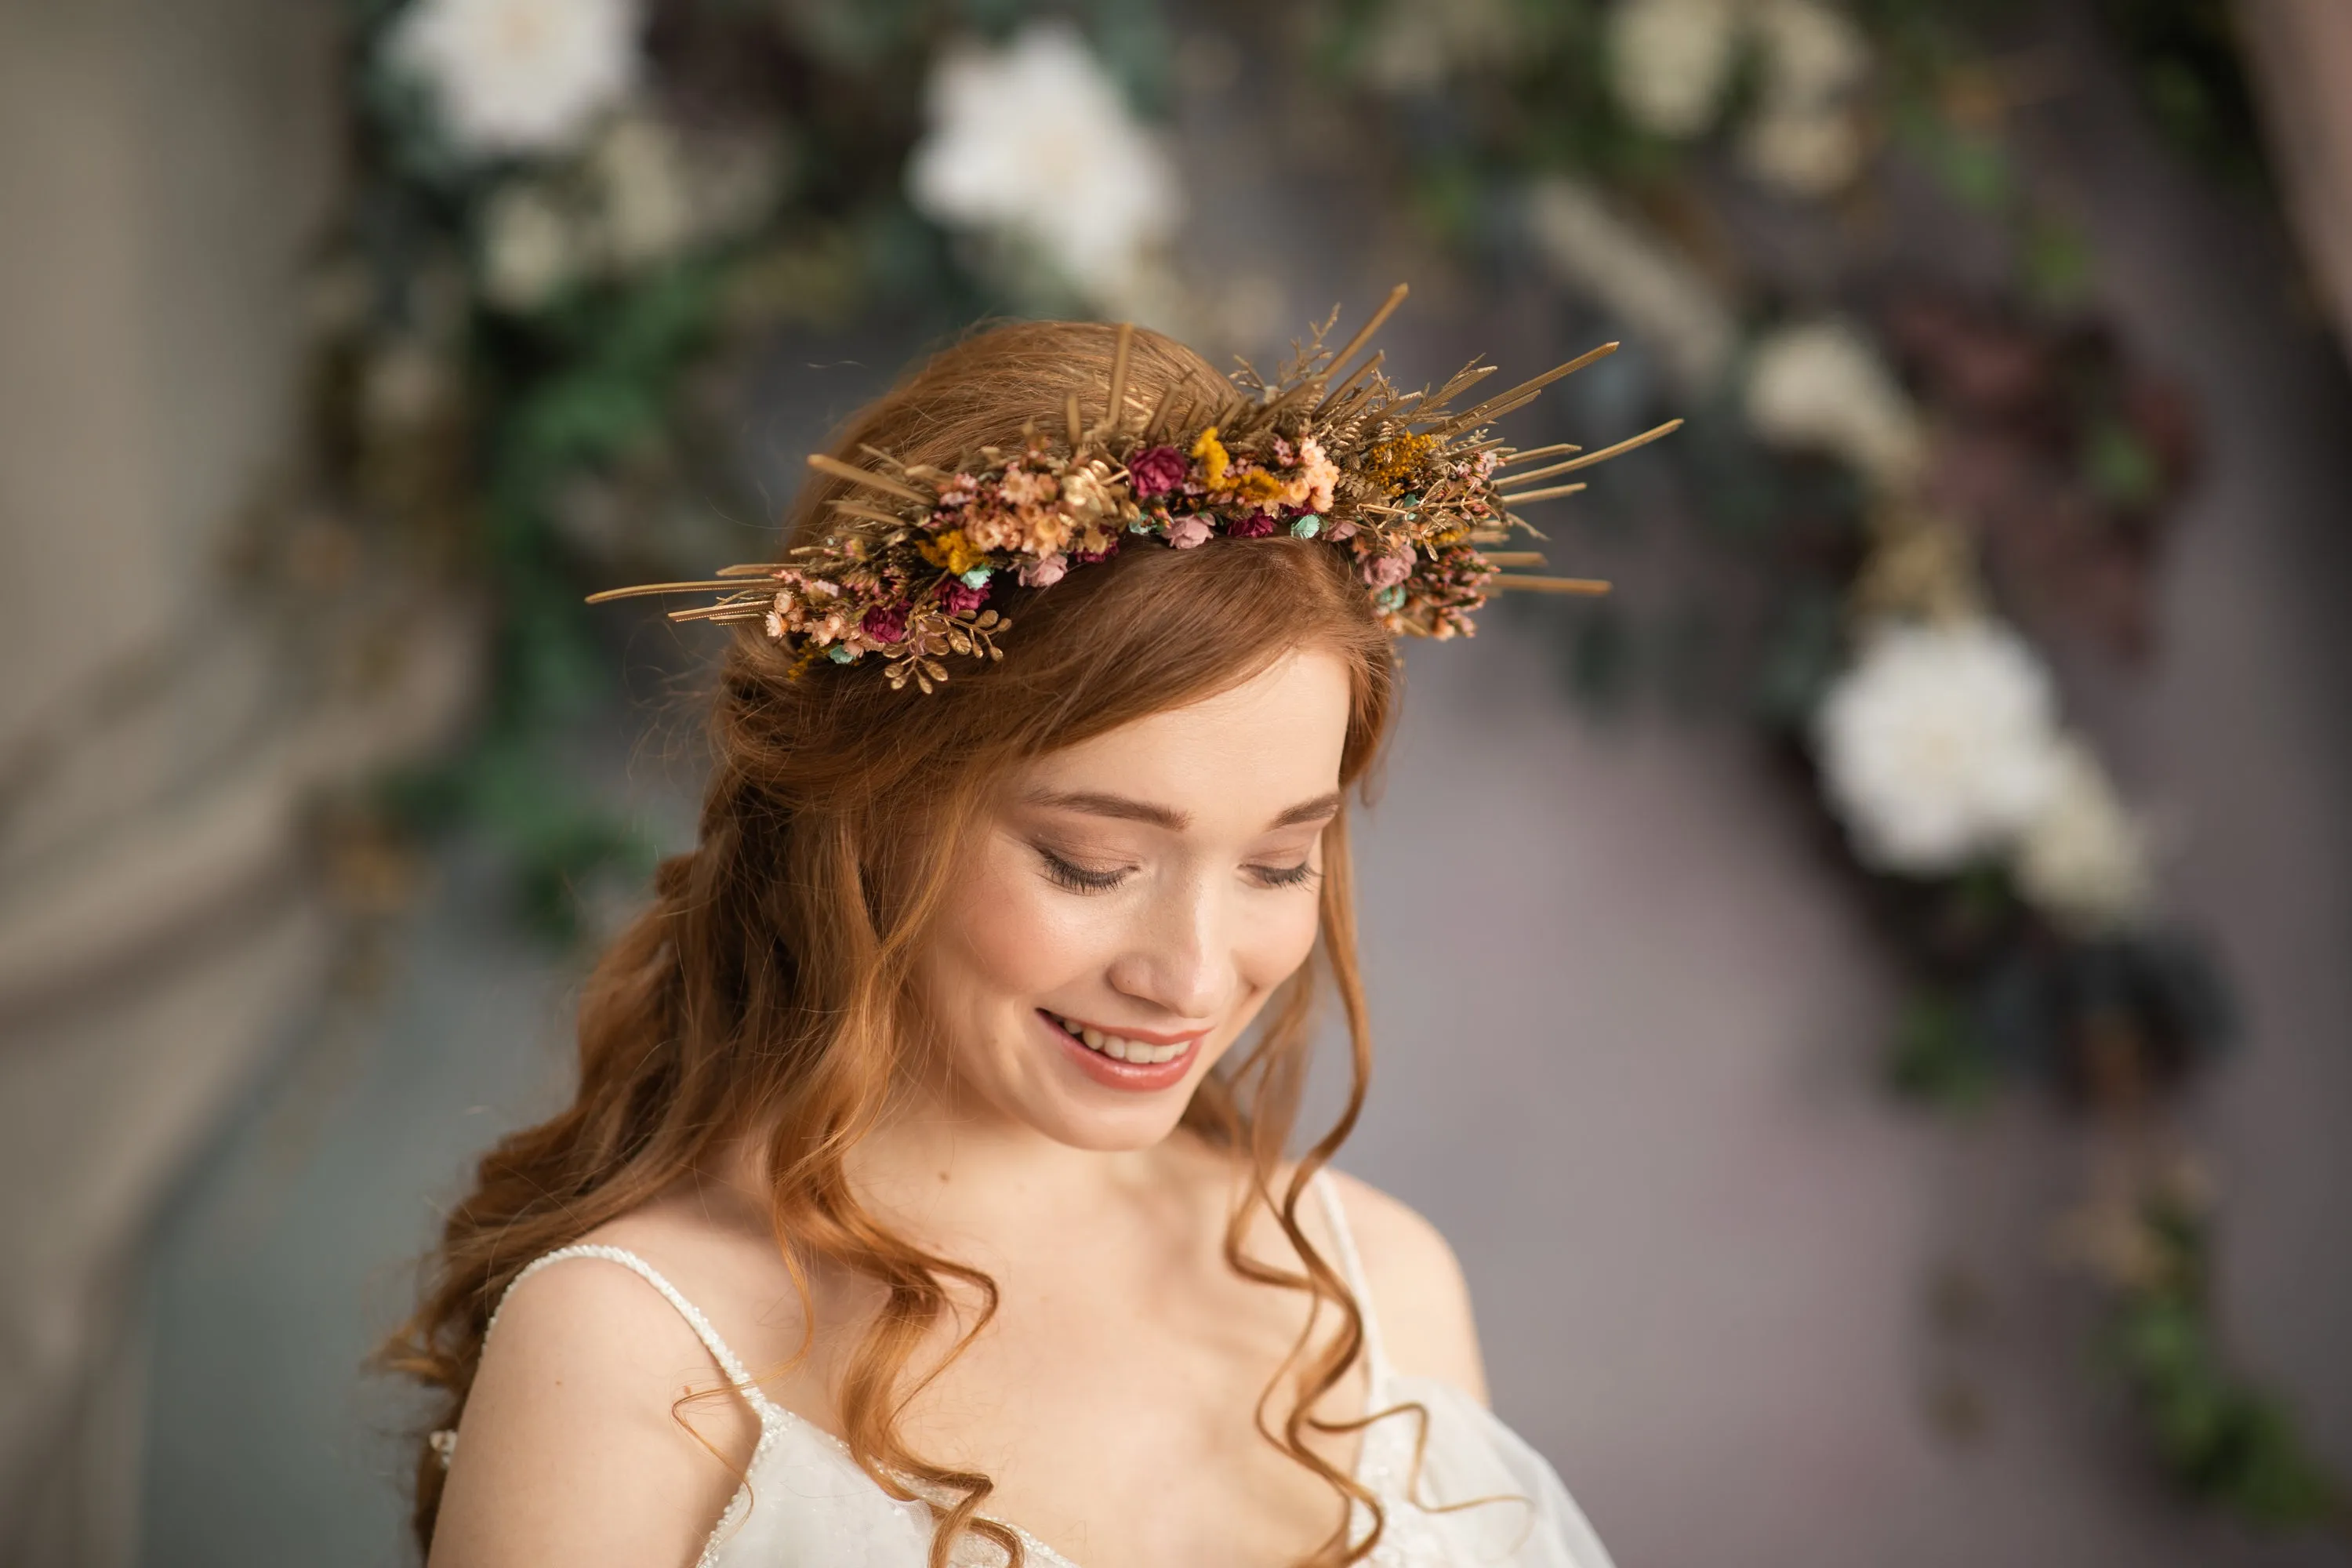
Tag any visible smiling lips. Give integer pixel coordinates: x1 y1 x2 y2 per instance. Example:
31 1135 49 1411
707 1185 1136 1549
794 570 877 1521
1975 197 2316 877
1047 1012 1196 1064
1039 1011 1204 1091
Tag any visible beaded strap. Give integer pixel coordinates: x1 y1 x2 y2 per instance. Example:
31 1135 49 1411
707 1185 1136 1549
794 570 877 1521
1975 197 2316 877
430 1243 779 1468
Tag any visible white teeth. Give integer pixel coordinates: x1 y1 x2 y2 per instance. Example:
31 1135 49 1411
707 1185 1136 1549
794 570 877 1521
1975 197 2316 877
1054 1014 1189 1065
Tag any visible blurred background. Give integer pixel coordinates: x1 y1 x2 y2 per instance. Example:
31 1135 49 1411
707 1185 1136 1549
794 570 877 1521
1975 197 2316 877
4 0 2350 1563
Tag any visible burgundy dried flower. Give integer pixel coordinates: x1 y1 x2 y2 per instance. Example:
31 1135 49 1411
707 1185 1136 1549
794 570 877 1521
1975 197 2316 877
1127 445 1189 499
1072 539 1120 564
1228 514 1279 539
862 604 910 643
941 579 990 616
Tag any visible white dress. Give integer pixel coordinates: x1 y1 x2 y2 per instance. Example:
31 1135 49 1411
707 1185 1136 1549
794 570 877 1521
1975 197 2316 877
462 1174 1616 1568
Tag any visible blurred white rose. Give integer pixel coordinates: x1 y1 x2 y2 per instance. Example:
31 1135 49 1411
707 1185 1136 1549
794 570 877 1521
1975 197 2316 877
389 0 641 160
907 22 1181 307
1739 0 1871 196
589 112 694 271
1359 0 1525 94
1814 619 2065 874
1607 0 1740 138
480 182 583 310
2016 739 2155 932
1523 176 1737 392
1741 103 1866 198
1745 318 1924 488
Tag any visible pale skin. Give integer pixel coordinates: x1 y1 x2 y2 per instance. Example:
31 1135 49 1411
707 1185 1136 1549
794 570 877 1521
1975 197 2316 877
430 649 1489 1568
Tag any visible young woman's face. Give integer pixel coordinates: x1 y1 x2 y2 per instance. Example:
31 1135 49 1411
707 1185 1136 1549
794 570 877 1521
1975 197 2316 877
917 648 1353 1151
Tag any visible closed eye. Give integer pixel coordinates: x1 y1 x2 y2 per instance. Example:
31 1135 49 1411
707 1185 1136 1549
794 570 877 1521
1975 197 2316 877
1249 861 1319 890
1036 845 1131 893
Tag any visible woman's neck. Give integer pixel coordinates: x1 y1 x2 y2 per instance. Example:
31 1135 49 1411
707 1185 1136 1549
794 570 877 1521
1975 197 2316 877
702 1083 1201 1254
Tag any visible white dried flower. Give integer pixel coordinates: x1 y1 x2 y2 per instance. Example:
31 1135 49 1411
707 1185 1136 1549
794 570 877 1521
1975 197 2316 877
388 0 641 160
1745 318 1924 488
479 182 583 310
1814 619 2065 874
1607 0 1740 138
2016 739 2155 933
907 22 1181 305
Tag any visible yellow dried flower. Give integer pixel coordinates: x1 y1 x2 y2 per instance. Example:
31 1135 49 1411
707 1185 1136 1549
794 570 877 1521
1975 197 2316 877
1364 432 1438 491
1190 426 1231 488
917 528 985 575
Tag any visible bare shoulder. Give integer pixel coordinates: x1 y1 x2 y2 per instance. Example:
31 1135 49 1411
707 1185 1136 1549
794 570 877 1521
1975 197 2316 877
1320 1168 1490 1405
426 1210 778 1568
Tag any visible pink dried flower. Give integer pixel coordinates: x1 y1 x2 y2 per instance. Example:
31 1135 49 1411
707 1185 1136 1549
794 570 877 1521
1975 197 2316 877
1362 550 1413 589
1127 445 1189 499
1166 514 1214 549
1018 553 1069 587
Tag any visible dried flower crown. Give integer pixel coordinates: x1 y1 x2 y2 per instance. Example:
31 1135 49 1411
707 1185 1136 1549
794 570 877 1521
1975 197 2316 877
590 285 1679 691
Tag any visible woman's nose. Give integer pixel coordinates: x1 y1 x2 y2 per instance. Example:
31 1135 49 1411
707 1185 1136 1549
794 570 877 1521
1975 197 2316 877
1105 873 1229 1022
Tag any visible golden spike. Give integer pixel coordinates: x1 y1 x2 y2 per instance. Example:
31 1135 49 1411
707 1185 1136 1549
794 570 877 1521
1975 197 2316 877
807 453 928 503
1142 380 1178 439
1095 321 1134 440
1530 417 1685 474
1066 392 1085 450
1424 362 1500 414
1483 551 1548 567
1494 453 1585 485
857 443 910 472
1312 350 1386 416
1491 575 1611 594
667 603 768 622
1429 343 1619 437
1321 282 1410 387
828 498 910 528
586 579 767 603
1497 442 1582 468
715 563 782 577
1495 481 1589 505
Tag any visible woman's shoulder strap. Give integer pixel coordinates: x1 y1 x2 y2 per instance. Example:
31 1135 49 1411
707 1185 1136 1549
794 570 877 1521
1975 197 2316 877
486 1243 776 1412
1310 1169 1392 1383
434 1243 780 1469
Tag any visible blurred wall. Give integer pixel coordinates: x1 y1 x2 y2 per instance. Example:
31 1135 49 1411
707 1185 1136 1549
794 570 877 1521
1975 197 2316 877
0 2 340 1561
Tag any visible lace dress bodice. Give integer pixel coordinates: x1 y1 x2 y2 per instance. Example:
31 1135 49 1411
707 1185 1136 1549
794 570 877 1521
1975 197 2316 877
448 1174 1615 1567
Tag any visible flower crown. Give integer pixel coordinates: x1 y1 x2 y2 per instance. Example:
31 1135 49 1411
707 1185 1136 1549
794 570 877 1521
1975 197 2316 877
591 285 1678 691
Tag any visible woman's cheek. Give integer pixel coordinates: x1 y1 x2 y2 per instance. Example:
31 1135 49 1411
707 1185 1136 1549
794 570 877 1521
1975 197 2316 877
1241 894 1322 994
954 847 1112 996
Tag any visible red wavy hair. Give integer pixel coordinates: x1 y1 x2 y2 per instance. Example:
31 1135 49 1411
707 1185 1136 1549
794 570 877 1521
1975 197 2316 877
384 321 1405 1566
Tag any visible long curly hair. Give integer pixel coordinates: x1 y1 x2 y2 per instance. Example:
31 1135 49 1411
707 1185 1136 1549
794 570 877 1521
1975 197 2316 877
383 321 1406 1566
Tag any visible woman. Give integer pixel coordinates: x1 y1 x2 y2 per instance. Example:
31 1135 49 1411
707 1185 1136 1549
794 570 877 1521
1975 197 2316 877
393 303 1638 1567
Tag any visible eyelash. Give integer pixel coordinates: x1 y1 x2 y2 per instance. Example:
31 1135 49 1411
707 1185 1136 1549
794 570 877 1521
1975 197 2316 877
1034 848 1319 893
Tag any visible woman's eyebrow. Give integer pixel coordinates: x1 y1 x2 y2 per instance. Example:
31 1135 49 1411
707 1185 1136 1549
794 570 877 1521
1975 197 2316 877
1025 789 1190 829
1022 788 1344 833
1269 790 1345 829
